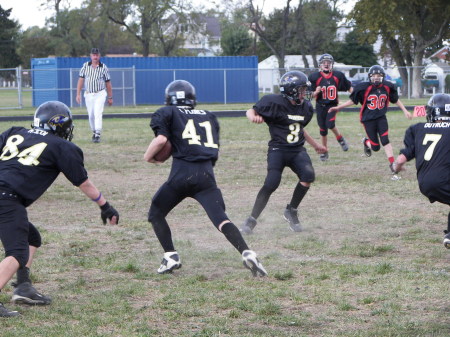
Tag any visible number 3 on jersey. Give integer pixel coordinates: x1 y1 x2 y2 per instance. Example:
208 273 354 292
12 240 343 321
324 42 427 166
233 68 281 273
0 135 47 166
182 119 218 148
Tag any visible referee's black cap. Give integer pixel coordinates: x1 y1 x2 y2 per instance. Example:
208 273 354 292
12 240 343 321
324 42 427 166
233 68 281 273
90 48 100 54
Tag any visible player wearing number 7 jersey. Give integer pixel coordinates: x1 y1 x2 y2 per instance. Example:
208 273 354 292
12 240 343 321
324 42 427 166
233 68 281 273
240 71 326 235
329 65 412 176
392 93 450 249
144 80 267 277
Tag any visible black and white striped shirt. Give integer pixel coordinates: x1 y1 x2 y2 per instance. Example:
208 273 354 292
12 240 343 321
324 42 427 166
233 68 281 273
79 61 111 93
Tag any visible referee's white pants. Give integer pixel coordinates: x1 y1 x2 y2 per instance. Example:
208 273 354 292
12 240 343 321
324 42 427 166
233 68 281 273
84 89 107 134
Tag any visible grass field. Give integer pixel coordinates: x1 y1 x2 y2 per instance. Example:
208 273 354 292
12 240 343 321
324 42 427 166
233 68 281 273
0 107 449 336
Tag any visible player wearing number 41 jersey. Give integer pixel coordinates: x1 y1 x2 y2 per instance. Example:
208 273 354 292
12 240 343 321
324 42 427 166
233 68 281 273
144 80 267 277
392 93 450 249
329 65 412 176
308 54 352 161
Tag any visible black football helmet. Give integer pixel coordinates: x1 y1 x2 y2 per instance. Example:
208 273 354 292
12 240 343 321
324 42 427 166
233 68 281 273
426 93 450 123
319 53 334 72
279 71 311 104
368 65 385 85
165 80 196 107
33 101 74 141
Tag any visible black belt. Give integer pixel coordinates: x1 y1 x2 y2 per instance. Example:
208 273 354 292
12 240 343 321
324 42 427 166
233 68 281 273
0 188 23 203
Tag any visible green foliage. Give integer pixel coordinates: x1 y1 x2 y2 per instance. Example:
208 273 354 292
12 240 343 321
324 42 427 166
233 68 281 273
0 5 21 68
331 30 378 67
221 23 252 56
18 27 55 68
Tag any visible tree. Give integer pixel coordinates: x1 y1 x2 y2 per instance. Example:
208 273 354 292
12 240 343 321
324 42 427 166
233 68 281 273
248 0 293 71
331 29 378 68
102 0 181 57
0 6 21 68
18 27 55 68
349 0 450 98
220 8 252 56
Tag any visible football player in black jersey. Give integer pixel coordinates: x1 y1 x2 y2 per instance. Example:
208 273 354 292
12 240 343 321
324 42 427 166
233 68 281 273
144 80 267 277
392 93 450 249
0 101 119 317
240 71 327 235
308 54 353 161
329 65 412 176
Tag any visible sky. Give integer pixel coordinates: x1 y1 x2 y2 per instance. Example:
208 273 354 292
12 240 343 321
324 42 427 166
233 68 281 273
1 0 355 30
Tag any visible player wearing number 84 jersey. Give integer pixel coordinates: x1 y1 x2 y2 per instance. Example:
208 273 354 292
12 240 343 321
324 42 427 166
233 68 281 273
329 65 412 176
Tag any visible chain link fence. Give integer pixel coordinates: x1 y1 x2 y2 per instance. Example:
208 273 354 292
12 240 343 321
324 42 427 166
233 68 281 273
1 64 450 109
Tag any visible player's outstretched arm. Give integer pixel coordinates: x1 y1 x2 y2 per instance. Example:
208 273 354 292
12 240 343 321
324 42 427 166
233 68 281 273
144 134 168 163
246 108 264 124
78 179 119 225
328 99 354 113
396 99 412 119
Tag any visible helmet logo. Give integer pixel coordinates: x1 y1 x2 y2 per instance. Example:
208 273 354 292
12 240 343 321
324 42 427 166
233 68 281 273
435 108 440 116
446 104 450 111
176 91 185 99
48 115 68 128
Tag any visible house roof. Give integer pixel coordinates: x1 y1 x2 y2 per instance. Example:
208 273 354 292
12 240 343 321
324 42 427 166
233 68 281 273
430 46 449 60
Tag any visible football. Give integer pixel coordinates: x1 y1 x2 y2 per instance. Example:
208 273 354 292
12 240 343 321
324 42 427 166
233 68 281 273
154 140 173 162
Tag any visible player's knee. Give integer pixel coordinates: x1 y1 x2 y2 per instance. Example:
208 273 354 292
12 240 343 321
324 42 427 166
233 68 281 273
148 205 163 223
380 136 390 147
320 129 328 136
5 248 29 268
28 223 42 248
301 166 315 183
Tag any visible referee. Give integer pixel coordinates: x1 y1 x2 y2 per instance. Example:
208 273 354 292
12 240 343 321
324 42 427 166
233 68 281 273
76 48 113 143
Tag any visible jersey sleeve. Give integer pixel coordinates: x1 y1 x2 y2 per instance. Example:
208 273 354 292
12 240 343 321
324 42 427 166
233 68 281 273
79 63 87 78
302 101 314 127
150 107 172 138
336 71 352 91
253 95 277 122
308 73 319 91
387 82 399 103
57 142 89 187
349 83 367 105
399 125 416 161
103 64 111 82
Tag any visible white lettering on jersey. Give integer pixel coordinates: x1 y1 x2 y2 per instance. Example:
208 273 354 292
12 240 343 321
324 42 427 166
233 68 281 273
28 129 49 136
287 115 305 121
425 122 450 128
178 108 207 115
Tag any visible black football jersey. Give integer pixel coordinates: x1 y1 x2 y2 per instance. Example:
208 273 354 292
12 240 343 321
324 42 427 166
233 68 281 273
253 94 314 149
0 127 88 206
150 105 219 162
400 121 450 204
350 81 399 122
308 70 352 105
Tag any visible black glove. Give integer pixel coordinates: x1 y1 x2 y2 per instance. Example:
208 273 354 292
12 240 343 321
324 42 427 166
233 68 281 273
100 202 119 224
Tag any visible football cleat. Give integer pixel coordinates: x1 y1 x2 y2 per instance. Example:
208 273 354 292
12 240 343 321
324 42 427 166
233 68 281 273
338 137 349 151
157 252 182 274
240 216 257 235
283 204 302 232
0 302 20 317
93 134 101 143
319 152 329 162
12 282 52 305
362 137 371 157
444 231 450 249
242 250 267 277
389 163 401 180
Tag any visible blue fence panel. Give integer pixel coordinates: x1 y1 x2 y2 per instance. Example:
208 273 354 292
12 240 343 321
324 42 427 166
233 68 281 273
31 56 259 106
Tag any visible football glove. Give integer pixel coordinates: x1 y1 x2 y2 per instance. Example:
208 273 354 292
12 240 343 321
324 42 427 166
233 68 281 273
100 202 119 224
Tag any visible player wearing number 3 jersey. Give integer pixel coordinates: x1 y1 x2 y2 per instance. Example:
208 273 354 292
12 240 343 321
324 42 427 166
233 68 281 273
144 80 267 277
329 65 411 176
240 71 326 235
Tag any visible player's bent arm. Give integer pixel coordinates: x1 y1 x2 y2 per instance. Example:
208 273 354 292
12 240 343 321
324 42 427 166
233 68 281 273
393 154 407 174
246 108 264 124
76 78 84 104
329 99 354 113
304 129 327 154
78 179 119 225
144 134 168 163
396 99 412 119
